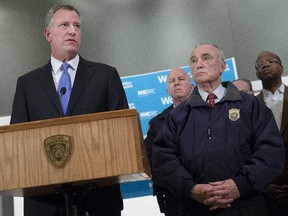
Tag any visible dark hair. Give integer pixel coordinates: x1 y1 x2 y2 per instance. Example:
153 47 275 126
45 5 81 28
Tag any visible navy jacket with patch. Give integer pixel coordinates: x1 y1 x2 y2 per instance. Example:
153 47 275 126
152 82 285 211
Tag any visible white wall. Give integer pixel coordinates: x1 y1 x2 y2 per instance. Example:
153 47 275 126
123 196 162 216
0 116 10 126
13 196 163 216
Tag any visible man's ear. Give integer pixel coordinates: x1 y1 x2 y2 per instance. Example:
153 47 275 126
220 61 226 75
44 28 51 43
256 70 260 79
166 88 171 96
190 84 194 90
280 65 284 76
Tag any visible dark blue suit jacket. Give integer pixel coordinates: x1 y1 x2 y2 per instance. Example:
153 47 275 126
10 56 128 214
11 56 128 122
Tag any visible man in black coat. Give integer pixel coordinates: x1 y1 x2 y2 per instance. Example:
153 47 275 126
152 43 285 216
145 67 193 216
10 4 128 216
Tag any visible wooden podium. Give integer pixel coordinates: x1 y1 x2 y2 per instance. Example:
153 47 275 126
0 109 150 197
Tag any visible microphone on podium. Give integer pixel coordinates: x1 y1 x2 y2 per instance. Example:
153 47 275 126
60 87 67 97
59 87 66 116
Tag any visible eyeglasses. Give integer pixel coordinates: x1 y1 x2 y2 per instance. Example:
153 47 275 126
255 59 281 70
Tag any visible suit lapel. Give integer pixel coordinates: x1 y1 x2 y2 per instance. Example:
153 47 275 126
280 86 288 135
36 62 60 110
66 57 94 115
256 91 264 103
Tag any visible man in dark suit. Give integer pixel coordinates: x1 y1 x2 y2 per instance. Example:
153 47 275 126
255 51 288 216
145 68 194 216
10 4 128 216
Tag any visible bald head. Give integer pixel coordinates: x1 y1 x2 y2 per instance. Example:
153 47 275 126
233 79 254 94
167 68 194 106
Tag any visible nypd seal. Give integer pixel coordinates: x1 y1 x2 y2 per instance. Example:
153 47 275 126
44 135 72 168
228 108 240 121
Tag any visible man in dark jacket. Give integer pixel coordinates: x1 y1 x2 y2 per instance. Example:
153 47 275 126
153 43 285 216
145 67 194 216
255 51 288 216
10 4 128 216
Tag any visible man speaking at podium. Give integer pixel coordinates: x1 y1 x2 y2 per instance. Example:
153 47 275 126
10 4 128 216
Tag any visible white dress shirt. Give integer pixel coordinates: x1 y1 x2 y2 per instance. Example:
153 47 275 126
51 55 79 90
198 84 226 104
262 83 284 130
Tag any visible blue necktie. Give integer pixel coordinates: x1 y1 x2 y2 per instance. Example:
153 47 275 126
58 62 71 115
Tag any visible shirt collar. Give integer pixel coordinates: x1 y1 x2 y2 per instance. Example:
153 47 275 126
51 55 80 74
198 84 226 102
262 83 285 97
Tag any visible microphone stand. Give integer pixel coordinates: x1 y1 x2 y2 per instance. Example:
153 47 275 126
57 184 80 216
57 87 89 215
56 183 96 216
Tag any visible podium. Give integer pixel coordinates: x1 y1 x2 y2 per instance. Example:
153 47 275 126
0 109 150 197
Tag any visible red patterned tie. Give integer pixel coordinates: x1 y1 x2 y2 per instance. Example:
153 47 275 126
208 93 215 107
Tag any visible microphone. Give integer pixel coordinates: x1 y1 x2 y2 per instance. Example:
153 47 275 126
60 87 66 97
59 87 66 117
